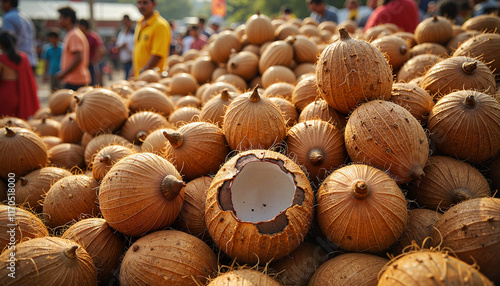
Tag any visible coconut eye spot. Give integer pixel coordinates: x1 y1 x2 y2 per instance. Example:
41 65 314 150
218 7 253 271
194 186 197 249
231 161 295 223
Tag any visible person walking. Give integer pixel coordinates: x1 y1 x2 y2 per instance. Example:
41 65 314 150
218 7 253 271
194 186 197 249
132 0 171 77
1 0 38 70
42 29 63 92
306 0 339 23
56 6 91 91
79 19 105 86
0 31 39 120
116 14 135 79
363 0 420 33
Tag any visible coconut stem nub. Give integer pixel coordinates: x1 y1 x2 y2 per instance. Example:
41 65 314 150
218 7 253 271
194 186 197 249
64 245 79 259
400 46 408 55
163 130 183 149
410 165 425 181
464 95 477 109
74 95 83 105
453 189 472 204
19 177 28 186
160 175 185 200
249 85 261 103
462 61 477 74
221 89 230 101
352 181 369 199
339 28 351 40
99 155 112 164
136 131 148 142
4 127 16 137
309 150 325 166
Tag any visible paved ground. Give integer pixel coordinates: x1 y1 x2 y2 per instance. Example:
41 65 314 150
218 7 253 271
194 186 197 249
36 69 126 109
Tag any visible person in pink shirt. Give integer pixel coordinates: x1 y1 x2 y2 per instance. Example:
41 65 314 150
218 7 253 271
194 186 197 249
56 6 91 91
79 19 105 86
364 0 420 33
189 25 207 51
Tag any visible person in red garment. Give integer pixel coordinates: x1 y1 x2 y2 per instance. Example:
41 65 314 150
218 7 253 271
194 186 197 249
363 0 420 33
0 30 39 120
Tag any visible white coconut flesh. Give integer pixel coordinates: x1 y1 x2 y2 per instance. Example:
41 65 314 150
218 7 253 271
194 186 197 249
231 161 296 223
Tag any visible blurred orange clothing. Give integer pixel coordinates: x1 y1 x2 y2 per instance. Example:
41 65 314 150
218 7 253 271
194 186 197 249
60 27 91 86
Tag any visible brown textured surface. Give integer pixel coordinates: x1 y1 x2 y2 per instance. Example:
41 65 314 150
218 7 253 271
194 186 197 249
389 83 434 124
0 205 49 252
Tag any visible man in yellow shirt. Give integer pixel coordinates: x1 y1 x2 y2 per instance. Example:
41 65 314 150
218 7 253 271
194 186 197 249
133 0 171 77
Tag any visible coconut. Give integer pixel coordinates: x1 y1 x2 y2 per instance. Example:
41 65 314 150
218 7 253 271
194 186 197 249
446 30 480 53
379 250 493 285
163 122 230 181
412 156 491 211
271 242 328 286
294 63 315 78
262 82 295 101
169 73 199 96
410 42 448 57
43 174 100 228
298 99 347 131
462 14 500 33
175 176 212 239
275 22 300 40
372 35 411 70
61 218 125 284
30 117 61 137
48 143 85 171
270 97 298 127
209 31 242 63
145 82 168 94
42 135 62 149
431 197 500 282
0 127 48 180
174 95 202 109
119 111 169 145
201 82 241 104
137 69 160 82
453 33 500 75
0 116 31 129
391 208 442 255
205 149 314 265
258 39 294 74
127 87 175 116
0 237 97 285
286 120 346 185
92 145 134 181
84 133 131 166
59 113 84 144
168 62 189 76
111 84 135 100
397 54 441 83
427 90 500 162
74 88 129 136
317 164 407 252
292 75 320 111
316 28 393 114
389 82 434 123
261 65 296 88
227 51 260 81
208 269 280 286
345 100 429 184
120 229 217 285
199 89 239 127
15 167 72 212
421 56 496 100
245 11 275 45
49 89 75 115
0 205 49 251
309 253 389 286
168 106 201 127
414 16 453 45
140 127 176 154
223 87 287 151
215 74 248 92
99 153 185 236
211 65 229 82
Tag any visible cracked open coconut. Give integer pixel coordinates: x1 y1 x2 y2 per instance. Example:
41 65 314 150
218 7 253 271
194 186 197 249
205 149 314 265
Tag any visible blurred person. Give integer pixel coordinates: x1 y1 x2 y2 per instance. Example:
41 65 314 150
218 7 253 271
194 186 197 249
470 0 499 16
279 5 296 20
208 16 222 35
358 0 379 27
116 14 135 79
108 36 120 72
132 0 171 77
306 0 339 23
1 0 38 70
0 31 39 120
56 6 91 91
79 19 105 86
198 16 212 38
189 25 208 50
364 0 420 33
437 0 459 23
42 29 63 92
182 28 194 54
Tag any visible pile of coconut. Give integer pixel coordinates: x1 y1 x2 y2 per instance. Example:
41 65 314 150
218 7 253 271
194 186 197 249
1 11 499 285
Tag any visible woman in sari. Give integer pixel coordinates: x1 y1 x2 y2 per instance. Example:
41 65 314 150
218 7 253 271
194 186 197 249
0 30 39 120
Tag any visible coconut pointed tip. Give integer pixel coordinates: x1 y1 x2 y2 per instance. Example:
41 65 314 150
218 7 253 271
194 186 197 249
339 27 351 40
352 181 369 199
74 95 83 105
453 189 472 204
163 130 183 148
64 245 79 259
221 89 230 101
410 165 425 181
433 15 438 21
160 175 185 200
136 131 148 142
4 127 16 137
400 46 408 55
249 85 261 103
464 94 478 108
99 155 112 164
19 177 28 186
309 150 324 166
462 61 477 74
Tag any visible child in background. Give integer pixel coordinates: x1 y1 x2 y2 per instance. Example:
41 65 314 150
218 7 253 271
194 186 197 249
42 29 63 92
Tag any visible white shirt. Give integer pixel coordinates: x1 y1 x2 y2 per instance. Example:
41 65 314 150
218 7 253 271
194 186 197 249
116 29 135 63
